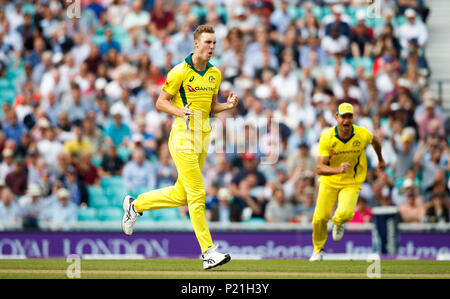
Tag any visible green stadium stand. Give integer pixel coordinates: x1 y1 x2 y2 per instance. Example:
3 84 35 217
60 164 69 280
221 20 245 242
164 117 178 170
78 207 98 221
97 207 123 221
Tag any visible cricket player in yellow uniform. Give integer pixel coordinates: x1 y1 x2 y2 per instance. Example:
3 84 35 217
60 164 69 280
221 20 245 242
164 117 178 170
121 25 238 269
310 102 386 261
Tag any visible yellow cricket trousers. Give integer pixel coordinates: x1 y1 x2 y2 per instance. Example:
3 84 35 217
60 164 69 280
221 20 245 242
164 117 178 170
312 183 361 253
133 129 214 253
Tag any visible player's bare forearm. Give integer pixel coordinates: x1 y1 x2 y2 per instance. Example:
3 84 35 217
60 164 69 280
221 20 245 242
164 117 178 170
211 101 232 114
156 90 192 119
316 156 350 176
210 93 238 114
371 136 386 169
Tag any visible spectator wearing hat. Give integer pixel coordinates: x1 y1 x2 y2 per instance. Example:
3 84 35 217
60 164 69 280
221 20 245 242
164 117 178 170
19 184 44 229
323 4 351 39
40 187 77 231
395 8 428 50
391 128 417 180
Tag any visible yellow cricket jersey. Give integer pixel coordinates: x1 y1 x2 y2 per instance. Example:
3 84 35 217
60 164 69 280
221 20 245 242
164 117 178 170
162 54 221 133
318 125 373 188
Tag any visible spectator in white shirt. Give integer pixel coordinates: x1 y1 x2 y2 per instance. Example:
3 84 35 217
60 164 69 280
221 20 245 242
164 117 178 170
321 23 349 56
270 62 299 101
0 186 22 230
37 126 64 168
0 149 15 182
395 8 428 50
122 0 150 33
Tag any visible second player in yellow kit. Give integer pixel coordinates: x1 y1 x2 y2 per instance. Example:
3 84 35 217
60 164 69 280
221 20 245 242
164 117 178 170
310 103 386 261
121 25 238 270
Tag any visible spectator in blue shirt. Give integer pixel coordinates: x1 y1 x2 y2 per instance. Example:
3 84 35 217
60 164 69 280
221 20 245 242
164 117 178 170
40 187 78 231
2 110 27 147
122 148 157 193
99 28 121 56
104 111 131 147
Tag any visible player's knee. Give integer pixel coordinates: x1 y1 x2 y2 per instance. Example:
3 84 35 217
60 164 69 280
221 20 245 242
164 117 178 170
312 214 330 225
337 211 354 223
188 189 206 203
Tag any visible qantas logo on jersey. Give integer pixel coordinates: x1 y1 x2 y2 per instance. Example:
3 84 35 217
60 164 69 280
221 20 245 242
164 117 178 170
185 85 215 92
331 149 361 155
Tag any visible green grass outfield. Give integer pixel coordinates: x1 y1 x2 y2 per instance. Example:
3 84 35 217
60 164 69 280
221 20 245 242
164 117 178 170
0 259 449 279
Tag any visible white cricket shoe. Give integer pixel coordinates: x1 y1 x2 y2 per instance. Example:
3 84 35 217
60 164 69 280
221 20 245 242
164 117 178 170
332 224 345 241
202 247 231 270
309 250 324 262
121 195 141 236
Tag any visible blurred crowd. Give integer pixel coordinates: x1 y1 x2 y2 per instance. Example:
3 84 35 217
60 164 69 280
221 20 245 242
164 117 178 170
0 0 449 231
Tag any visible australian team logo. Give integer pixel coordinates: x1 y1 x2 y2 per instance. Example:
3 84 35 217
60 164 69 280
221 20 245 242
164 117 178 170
208 75 215 84
352 140 361 147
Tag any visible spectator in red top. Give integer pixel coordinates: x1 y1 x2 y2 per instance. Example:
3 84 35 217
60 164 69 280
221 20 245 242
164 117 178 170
149 0 176 37
350 197 372 223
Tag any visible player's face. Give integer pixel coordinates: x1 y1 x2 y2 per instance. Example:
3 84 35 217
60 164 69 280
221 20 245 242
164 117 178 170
194 33 216 61
336 113 353 135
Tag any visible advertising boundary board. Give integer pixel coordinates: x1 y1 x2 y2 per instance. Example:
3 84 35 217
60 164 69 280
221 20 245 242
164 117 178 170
0 231 449 259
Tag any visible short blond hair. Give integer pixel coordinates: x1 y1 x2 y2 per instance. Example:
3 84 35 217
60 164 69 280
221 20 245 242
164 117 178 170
193 24 215 40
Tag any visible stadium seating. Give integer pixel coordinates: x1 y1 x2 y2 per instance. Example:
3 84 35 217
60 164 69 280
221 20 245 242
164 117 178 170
77 207 98 222
97 207 123 221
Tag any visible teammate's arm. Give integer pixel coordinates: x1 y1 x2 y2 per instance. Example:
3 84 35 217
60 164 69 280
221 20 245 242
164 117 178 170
210 92 238 114
155 90 193 120
316 156 350 176
371 136 387 170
